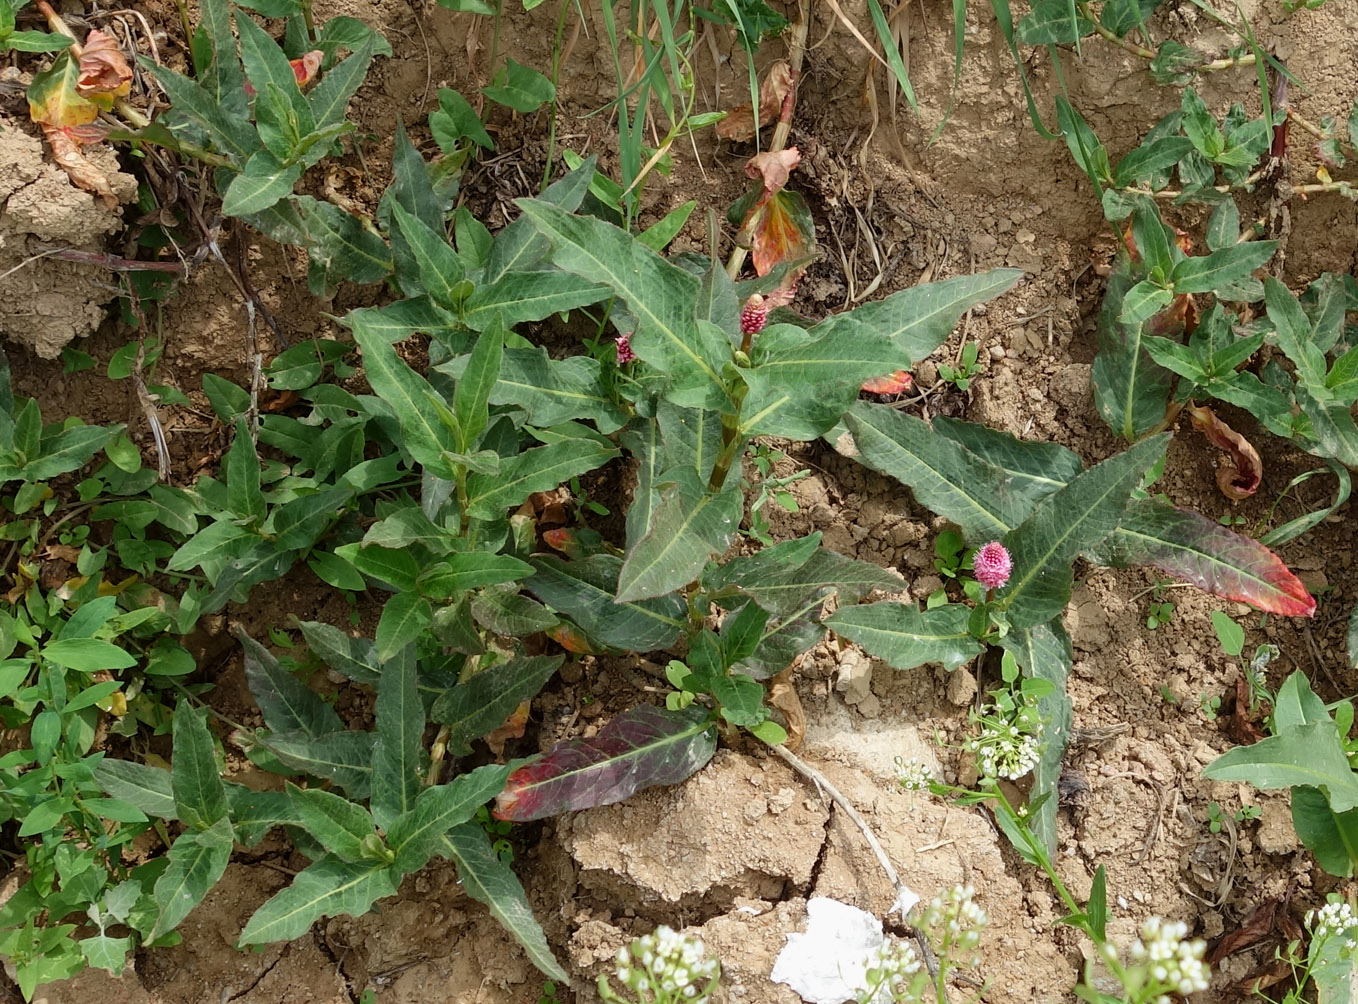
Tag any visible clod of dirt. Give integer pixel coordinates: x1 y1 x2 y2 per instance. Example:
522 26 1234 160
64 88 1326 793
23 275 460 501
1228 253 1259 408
560 750 828 913
0 109 136 359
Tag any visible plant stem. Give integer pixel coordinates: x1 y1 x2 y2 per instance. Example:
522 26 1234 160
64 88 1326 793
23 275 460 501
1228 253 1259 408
300 0 317 43
539 0 575 193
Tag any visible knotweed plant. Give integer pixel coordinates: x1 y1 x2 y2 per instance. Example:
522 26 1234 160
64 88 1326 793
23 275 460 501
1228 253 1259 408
600 926 722 1004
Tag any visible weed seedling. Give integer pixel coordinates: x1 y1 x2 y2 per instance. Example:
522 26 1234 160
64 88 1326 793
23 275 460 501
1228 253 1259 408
937 342 980 391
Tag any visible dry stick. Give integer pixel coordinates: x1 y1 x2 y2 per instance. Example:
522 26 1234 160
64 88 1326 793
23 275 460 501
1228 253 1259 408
724 0 811 280
767 743 943 979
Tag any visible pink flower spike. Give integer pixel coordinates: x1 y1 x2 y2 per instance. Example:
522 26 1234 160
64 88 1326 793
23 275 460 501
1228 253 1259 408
973 541 1012 591
615 332 636 365
740 294 768 336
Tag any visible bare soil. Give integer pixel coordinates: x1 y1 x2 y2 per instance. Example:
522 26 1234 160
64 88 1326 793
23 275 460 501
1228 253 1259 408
7 0 1358 1001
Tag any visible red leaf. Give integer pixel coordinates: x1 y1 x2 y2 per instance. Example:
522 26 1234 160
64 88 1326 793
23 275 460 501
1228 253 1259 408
1187 402 1262 499
1110 500 1315 617
745 147 801 195
492 704 716 821
546 623 597 654
76 29 132 99
244 49 324 97
739 188 815 279
861 370 913 395
484 699 531 759
542 527 605 560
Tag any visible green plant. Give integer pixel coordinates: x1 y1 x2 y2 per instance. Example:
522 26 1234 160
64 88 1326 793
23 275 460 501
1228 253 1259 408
937 342 980 391
0 0 71 52
1200 693 1222 721
1205 672 1358 879
1211 610 1245 657
599 926 721 1004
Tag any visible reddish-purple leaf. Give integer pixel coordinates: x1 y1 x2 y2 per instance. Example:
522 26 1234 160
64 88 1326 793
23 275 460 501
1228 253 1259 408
492 705 716 821
1102 499 1315 617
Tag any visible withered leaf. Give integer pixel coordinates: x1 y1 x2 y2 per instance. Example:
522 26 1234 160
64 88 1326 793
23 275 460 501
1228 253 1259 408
1187 402 1263 499
716 60 793 142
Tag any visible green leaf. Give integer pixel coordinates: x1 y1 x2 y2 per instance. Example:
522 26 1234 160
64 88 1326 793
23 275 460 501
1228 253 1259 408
1092 270 1176 441
149 819 233 941
351 317 458 478
1149 39 1205 85
431 655 563 755
298 621 381 686
806 271 1021 365
464 435 618 520
430 87 493 150
1205 198 1241 252
1056 96 1109 193
239 629 343 737
239 856 399 945
225 417 265 524
826 602 982 670
514 199 728 409
235 12 307 117
418 552 533 599
471 586 559 636
711 544 903 619
386 763 511 872
481 58 555 113
837 402 1015 540
442 823 568 980
616 472 742 603
375 593 432 663
288 784 382 863
297 196 393 289
1291 785 1358 877
93 760 177 820
1000 621 1072 856
143 59 255 160
1171 241 1277 295
265 730 375 799
171 702 229 830
997 435 1167 628
1265 276 1328 388
389 201 466 309
41 637 136 671
931 417 1083 500
438 344 625 432
370 644 423 830
1204 722 1358 811
309 38 376 130
453 318 503 452
21 423 114 481
1016 0 1093 43
528 554 686 650
335 543 420 592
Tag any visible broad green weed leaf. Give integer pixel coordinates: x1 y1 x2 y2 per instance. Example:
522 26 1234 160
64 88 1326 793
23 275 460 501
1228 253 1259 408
452 317 503 452
149 818 233 941
94 760 177 820
170 703 228 830
837 402 1016 540
494 705 717 821
483 159 595 284
807 271 1021 365
1271 671 1331 732
375 593 432 663
239 629 343 738
288 784 382 863
1001 621 1072 856
142 59 255 159
462 269 610 333
22 424 115 482
430 655 563 755
932 417 1082 501
431 87 493 150
386 763 511 872
1206 198 1240 252
1056 96 1110 193
297 196 393 289
265 730 375 799
1204 721 1358 811
1016 0 1093 43
529 554 686 650
226 418 264 523
616 472 742 603
997 435 1167 629
334 543 420 593
472 585 560 636
438 346 626 433
515 199 728 409
712 544 902 619
442 823 568 980
1291 785 1358 877
228 787 301 844
308 37 377 129
464 435 617 520
1171 241 1277 295
389 201 466 308
41 637 136 671
826 602 982 670
482 58 554 113
417 553 533 599
239 855 398 945
1092 270 1176 441
371 644 423 830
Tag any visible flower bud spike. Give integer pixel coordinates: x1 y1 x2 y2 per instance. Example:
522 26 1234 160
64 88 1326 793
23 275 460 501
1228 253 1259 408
973 541 1012 591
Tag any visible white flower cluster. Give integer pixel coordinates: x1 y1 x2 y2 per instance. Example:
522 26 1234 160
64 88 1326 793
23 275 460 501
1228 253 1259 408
614 926 721 1002
920 884 987 957
859 938 923 1003
893 756 935 792
1307 900 1358 952
1126 917 1210 1002
968 712 1042 780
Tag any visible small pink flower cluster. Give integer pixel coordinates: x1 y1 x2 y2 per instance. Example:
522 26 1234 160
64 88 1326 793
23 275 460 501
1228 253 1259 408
615 331 636 365
973 541 1012 590
740 294 767 336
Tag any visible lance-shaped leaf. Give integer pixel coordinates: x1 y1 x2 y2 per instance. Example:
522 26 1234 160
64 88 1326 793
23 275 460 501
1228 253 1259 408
493 704 717 821
837 402 1018 540
352 316 459 479
238 855 399 946
711 543 903 619
431 655 562 755
1291 785 1358 878
616 471 742 603
297 196 393 290
1204 721 1358 811
265 730 375 799
298 621 381 686
514 199 729 409
1000 621 1072 857
825 602 982 671
149 819 233 942
464 434 617 520
386 763 511 872
739 324 908 439
483 160 595 284
462 269 610 333
733 611 825 680
94 760 176 820
239 629 342 738
529 554 685 650
370 645 423 831
807 270 1022 363
442 823 568 980
417 553 533 599
171 702 228 831
996 435 1167 629
1092 268 1176 441
932 417 1082 505
287 784 382 863
437 346 627 433
1093 500 1315 616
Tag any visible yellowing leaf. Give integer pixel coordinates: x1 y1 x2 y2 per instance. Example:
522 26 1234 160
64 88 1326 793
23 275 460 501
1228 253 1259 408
76 29 132 99
28 49 107 128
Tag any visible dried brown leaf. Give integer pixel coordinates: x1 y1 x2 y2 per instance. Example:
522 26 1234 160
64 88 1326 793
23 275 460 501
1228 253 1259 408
745 147 801 195
716 60 793 142
1187 403 1263 499
40 124 116 206
484 699 531 759
1208 898 1277 965
769 666 806 751
76 29 132 99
